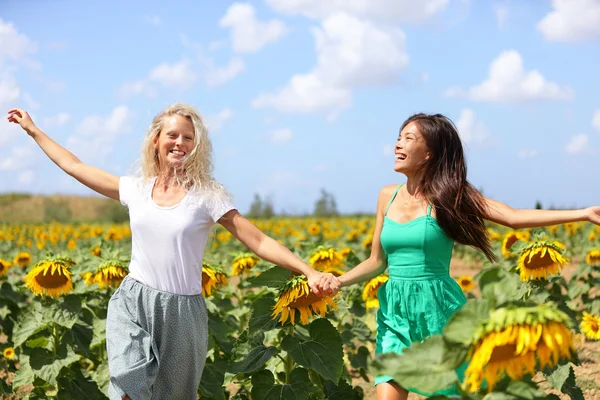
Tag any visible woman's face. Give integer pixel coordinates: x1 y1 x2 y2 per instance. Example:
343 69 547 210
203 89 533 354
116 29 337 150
153 115 195 170
393 121 429 175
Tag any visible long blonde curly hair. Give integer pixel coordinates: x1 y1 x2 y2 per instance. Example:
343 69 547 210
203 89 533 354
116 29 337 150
130 103 230 202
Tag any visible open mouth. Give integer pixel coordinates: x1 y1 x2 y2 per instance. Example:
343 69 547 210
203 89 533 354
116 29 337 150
170 150 186 157
395 153 407 160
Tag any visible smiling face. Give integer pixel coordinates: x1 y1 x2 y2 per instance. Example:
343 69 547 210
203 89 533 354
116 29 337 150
393 121 430 175
153 115 195 170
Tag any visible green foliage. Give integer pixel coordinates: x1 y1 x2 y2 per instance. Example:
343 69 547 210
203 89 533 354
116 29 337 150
43 197 72 223
313 189 339 217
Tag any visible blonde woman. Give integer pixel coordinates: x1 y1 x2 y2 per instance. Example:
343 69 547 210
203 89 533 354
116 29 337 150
7 105 339 400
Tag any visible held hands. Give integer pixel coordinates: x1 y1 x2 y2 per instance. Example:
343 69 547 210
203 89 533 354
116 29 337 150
587 206 600 226
307 271 340 297
7 108 37 135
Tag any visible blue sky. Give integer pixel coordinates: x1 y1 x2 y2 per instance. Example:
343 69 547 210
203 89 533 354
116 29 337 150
1 0 599 215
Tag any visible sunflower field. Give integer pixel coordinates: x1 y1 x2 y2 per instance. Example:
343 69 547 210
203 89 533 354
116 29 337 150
1 218 600 399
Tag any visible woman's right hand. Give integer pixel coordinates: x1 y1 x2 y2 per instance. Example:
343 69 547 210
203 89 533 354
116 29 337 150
7 108 38 135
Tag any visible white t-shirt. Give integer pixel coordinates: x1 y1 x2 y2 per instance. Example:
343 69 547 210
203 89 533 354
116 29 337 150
119 176 235 295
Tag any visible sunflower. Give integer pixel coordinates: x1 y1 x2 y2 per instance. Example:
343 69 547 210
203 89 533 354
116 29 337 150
464 304 575 393
487 228 501 241
590 231 598 242
24 256 74 298
272 275 338 325
232 253 259 276
309 247 345 276
84 261 128 289
13 252 32 267
0 259 12 278
501 231 529 259
67 239 77 250
457 275 475 292
339 247 352 259
3 347 15 360
90 246 101 257
581 312 600 341
362 275 388 310
515 240 570 281
586 249 600 266
362 236 373 249
308 223 321 236
202 263 229 296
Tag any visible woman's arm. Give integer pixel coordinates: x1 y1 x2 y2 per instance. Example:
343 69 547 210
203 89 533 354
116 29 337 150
218 209 339 296
7 108 120 201
337 186 391 288
484 197 600 229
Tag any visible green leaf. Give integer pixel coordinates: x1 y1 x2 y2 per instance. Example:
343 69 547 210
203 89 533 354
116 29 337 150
247 266 291 288
228 345 278 374
12 353 34 389
66 322 93 356
90 318 106 349
253 368 319 400
0 282 26 304
477 267 504 291
505 380 546 399
369 335 457 394
281 318 344 383
482 394 518 400
26 336 51 350
323 378 362 400
482 274 521 305
544 364 584 400
444 299 491 345
199 355 228 400
13 308 50 348
248 295 279 334
56 365 106 400
42 296 82 329
348 346 370 371
90 361 110 395
28 347 81 386
251 369 276 400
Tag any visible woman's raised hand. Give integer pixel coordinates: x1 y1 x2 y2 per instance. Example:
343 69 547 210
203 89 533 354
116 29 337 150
7 108 37 135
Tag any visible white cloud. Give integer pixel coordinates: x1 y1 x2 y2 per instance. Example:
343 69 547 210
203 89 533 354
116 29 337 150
0 72 21 110
252 13 408 118
43 112 70 128
269 128 293 144
565 134 592 155
118 79 156 99
149 59 197 88
517 149 539 159
537 0 600 42
220 3 287 53
0 18 37 63
265 0 449 23
446 50 573 102
143 15 162 26
69 106 133 164
383 143 394 156
493 3 509 28
455 109 495 146
0 145 36 171
593 109 600 134
119 59 198 98
205 58 245 87
205 108 234 132
18 169 34 185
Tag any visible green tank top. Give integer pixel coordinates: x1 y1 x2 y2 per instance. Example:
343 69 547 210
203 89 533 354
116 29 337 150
380 184 454 279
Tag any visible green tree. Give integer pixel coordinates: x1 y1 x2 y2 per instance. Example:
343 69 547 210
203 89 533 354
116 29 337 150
248 194 264 218
313 189 339 217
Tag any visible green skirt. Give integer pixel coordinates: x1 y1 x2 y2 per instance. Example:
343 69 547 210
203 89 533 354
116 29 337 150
374 275 467 397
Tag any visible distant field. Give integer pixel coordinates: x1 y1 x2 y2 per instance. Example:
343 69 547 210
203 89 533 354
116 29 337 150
0 193 125 223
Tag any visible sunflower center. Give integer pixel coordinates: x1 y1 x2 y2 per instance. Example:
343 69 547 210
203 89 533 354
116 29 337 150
35 271 70 289
524 251 555 270
489 344 519 363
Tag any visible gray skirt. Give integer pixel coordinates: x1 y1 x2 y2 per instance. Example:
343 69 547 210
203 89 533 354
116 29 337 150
106 275 208 400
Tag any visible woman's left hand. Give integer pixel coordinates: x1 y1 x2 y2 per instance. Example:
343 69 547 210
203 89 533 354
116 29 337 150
586 206 600 226
307 271 339 296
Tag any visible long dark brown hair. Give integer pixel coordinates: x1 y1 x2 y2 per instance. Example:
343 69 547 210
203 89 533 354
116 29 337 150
401 113 497 262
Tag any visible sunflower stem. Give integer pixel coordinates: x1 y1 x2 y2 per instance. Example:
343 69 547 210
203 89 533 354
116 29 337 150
284 325 294 384
51 323 59 357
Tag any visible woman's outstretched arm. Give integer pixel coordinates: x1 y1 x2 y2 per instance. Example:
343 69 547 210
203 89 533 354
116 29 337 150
484 197 600 229
7 108 120 201
337 185 392 288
